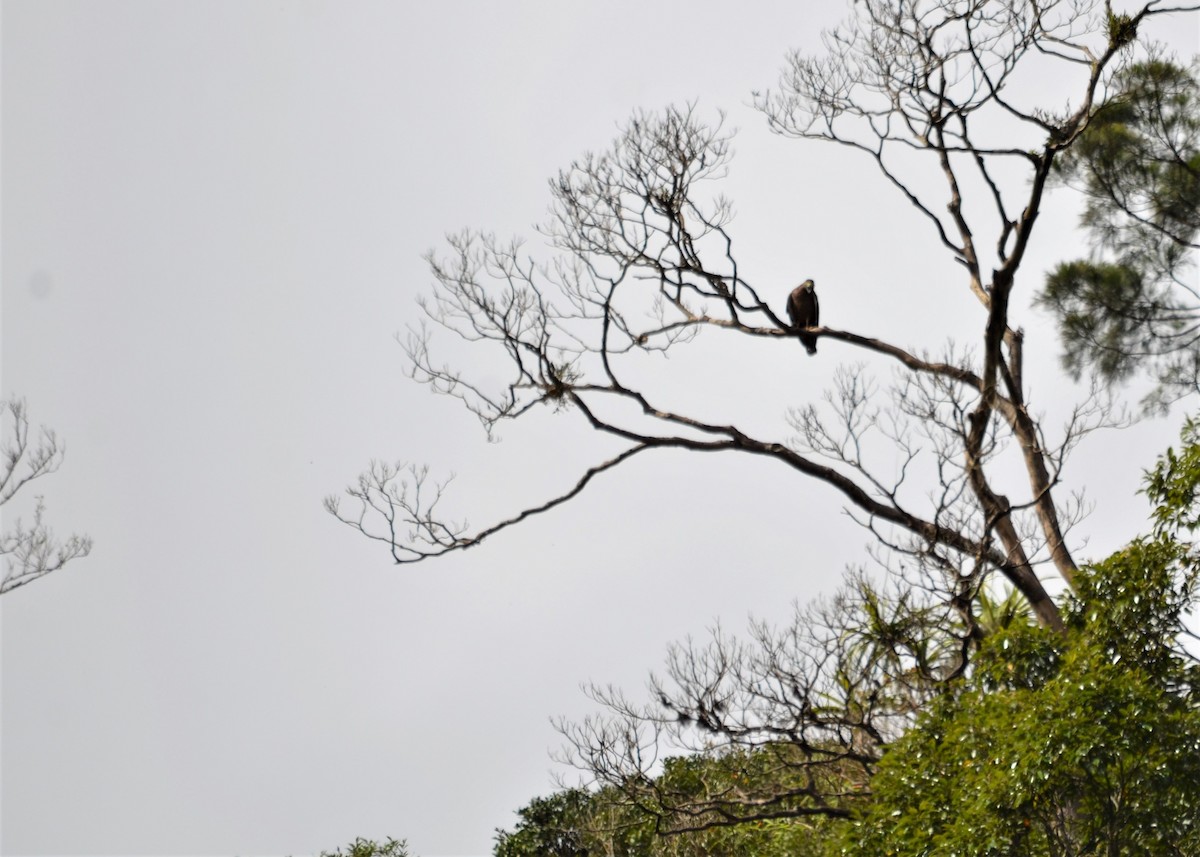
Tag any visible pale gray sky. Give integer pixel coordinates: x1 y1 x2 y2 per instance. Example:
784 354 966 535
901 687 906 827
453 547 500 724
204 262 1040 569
2 2 1197 856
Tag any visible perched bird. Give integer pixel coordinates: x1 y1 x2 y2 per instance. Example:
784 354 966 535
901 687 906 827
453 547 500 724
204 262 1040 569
787 279 819 355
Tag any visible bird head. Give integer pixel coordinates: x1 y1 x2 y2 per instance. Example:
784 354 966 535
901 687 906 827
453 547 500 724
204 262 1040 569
802 279 815 292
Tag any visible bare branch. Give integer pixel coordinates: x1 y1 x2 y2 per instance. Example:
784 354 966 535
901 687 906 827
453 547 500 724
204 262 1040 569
0 397 92 594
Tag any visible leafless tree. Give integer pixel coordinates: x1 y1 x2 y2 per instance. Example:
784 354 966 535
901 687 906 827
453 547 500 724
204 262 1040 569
552 565 980 832
1 397 92 595
328 0 1199 829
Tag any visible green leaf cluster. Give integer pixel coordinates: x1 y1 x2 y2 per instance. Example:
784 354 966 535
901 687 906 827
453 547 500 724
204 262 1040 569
846 421 1200 856
494 758 843 857
1040 59 1200 402
314 837 413 857
502 420 1200 857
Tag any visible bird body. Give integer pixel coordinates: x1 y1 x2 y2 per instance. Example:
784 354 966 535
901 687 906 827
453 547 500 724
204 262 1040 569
787 279 819 355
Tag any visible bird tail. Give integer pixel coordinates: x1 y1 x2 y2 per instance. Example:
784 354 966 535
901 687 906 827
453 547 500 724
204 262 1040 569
799 332 817 355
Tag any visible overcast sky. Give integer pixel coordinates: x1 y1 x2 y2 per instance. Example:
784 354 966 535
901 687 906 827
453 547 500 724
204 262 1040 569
3 2 1198 856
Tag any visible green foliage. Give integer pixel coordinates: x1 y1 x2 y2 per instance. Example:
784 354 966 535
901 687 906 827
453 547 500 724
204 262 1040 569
651 744 867 831
1066 538 1194 685
1062 59 1200 256
494 761 843 857
1145 415 1200 533
972 619 1061 692
315 837 412 857
845 419 1200 856
501 423 1200 856
851 655 1200 855
1106 12 1139 49
1040 59 1200 403
493 788 639 857
1039 260 1162 382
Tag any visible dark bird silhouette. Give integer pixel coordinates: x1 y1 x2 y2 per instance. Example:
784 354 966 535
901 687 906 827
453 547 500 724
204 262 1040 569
787 279 819 355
